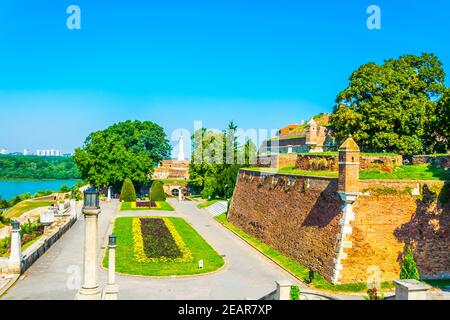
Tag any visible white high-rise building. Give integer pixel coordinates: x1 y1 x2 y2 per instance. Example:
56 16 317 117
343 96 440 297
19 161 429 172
177 135 185 161
23 149 30 156
36 149 62 156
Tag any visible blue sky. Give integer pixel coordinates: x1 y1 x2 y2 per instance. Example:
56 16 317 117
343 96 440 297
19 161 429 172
0 0 449 157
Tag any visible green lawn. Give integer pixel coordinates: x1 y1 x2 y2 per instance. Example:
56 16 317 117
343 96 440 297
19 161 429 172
245 164 450 181
246 167 338 178
103 216 224 276
120 201 175 211
159 178 188 185
359 164 450 180
215 213 396 293
4 200 56 219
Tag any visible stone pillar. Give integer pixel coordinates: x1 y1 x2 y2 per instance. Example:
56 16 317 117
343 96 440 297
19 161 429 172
107 187 111 202
8 221 22 273
275 280 292 300
76 208 102 300
393 280 432 300
178 188 183 201
103 234 118 300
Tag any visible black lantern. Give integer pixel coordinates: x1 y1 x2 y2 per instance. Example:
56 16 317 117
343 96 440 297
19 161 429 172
109 234 117 246
11 220 20 231
83 187 100 209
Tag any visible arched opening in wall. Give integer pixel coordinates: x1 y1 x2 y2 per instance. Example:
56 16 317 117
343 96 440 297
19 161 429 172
171 189 179 196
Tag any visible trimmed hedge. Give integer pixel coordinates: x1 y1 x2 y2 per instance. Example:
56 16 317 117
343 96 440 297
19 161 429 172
150 180 166 201
121 178 136 202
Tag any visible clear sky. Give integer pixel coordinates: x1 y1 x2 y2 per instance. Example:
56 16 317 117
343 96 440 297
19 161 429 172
0 0 449 157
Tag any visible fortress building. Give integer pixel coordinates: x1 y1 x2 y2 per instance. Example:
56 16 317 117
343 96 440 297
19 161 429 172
153 135 190 180
260 114 336 154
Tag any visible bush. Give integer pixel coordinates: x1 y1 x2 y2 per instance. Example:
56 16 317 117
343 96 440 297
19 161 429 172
121 178 136 202
400 246 420 280
290 286 300 300
150 180 166 201
59 184 70 193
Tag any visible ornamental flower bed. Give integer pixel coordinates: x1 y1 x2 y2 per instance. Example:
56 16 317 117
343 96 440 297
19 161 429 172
132 217 193 263
136 201 156 208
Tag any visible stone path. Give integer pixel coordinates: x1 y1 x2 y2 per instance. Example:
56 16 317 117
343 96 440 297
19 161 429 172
1 198 355 300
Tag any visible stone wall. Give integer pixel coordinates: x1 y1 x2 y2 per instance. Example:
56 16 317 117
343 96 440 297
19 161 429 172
295 154 402 172
228 170 450 284
256 154 298 168
412 155 450 169
341 180 450 283
228 170 343 281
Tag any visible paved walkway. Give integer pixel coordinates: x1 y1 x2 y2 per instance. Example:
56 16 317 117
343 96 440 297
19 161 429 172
2 198 355 300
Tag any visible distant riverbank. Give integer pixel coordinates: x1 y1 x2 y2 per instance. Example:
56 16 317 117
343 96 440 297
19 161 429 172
0 180 79 200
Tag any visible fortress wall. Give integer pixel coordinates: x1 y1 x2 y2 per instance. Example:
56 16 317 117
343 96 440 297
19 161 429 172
228 170 343 281
228 170 450 284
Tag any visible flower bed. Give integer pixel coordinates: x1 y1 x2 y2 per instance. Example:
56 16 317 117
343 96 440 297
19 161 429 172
104 216 224 276
136 201 156 208
132 217 192 263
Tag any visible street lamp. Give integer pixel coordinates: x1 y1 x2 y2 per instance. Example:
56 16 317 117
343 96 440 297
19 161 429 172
83 187 100 209
76 187 102 300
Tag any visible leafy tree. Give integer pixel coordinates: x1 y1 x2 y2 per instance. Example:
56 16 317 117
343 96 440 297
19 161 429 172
0 155 80 179
330 53 446 154
149 180 166 201
434 88 450 152
59 184 70 193
120 178 136 202
189 122 257 199
74 120 171 190
400 246 420 280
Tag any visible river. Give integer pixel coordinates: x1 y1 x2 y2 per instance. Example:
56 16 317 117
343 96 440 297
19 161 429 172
0 180 78 200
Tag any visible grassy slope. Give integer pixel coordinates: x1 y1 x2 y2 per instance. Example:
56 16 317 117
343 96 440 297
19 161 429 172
197 200 222 209
120 201 175 211
215 213 395 293
4 200 56 218
104 216 224 276
246 164 450 181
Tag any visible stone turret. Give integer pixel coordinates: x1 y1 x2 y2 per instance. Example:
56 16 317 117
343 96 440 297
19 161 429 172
305 118 318 148
338 135 360 198
332 135 361 284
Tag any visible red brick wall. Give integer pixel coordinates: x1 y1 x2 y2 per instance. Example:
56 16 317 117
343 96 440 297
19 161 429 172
229 170 450 284
228 171 343 281
342 183 450 282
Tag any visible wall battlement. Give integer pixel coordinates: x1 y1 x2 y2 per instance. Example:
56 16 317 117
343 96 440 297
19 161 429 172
230 138 449 285
229 169 450 284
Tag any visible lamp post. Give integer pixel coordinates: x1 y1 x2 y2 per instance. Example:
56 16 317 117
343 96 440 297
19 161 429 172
76 187 102 300
103 234 118 300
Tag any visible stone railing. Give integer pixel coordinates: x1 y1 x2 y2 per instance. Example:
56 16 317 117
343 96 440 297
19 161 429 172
255 280 338 301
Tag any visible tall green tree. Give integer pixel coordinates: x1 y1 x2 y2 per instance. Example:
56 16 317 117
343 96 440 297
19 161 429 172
400 246 420 280
189 122 257 199
74 120 171 190
434 88 450 152
330 53 446 154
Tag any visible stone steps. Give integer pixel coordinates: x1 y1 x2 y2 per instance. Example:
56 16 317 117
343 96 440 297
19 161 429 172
206 201 228 217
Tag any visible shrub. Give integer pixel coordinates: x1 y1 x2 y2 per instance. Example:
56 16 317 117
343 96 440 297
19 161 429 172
290 286 300 300
400 246 420 280
364 287 383 300
59 184 70 193
121 178 136 202
150 180 166 201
